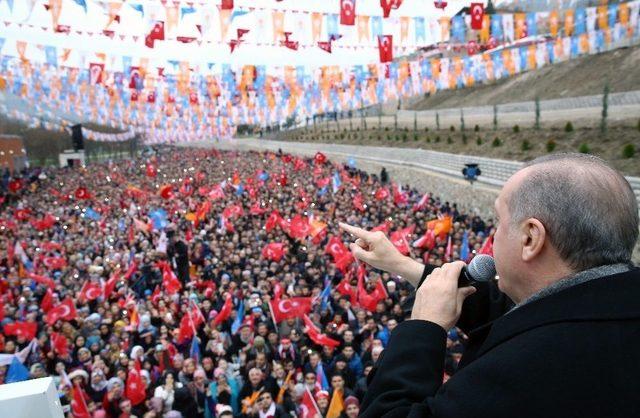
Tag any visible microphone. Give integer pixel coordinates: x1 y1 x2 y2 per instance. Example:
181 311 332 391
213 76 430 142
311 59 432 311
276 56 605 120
458 254 496 286
401 255 496 316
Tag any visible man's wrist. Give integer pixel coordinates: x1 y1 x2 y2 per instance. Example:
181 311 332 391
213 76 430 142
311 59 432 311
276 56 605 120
392 256 425 288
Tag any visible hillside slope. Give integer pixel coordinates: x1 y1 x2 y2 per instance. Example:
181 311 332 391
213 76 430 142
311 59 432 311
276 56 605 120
409 44 640 110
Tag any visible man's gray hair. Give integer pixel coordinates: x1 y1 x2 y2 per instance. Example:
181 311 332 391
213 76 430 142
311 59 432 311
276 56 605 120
508 153 638 271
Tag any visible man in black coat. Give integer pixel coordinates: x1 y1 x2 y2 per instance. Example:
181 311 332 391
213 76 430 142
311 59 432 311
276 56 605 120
340 153 640 418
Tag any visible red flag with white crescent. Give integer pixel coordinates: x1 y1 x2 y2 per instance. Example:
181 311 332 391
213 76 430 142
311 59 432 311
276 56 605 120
79 281 102 302
269 297 313 323
470 3 484 30
71 382 91 418
46 297 77 325
378 35 393 63
340 0 356 26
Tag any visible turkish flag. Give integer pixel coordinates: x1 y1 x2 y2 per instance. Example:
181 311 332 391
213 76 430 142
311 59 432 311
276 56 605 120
299 386 322 418
470 3 484 30
208 184 225 200
318 41 332 53
89 63 104 85
249 202 267 216
378 35 393 63
374 187 390 201
31 214 56 231
478 235 494 256
324 236 349 260
467 40 479 55
46 297 77 325
314 152 327 165
71 383 91 418
288 215 311 240
444 235 453 262
41 288 54 313
413 229 436 250
160 262 182 295
269 297 313 323
340 0 356 25
79 281 102 302
380 0 393 18
221 0 233 9
390 225 415 256
145 164 157 178
74 187 92 200
353 193 365 212
159 185 174 200
8 179 22 193
51 332 69 357
357 269 387 312
13 208 30 221
213 296 233 326
293 158 307 171
336 275 357 302
302 314 341 348
262 243 286 262
103 273 119 300
434 0 448 9
126 360 146 406
28 272 55 289
222 204 244 219
42 256 66 270
4 321 37 340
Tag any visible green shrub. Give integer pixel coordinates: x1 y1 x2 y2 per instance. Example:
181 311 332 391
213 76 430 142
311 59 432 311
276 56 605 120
521 139 532 151
546 139 557 153
425 127 429 132
622 143 636 158
637 119 640 131
395 135 401 141
462 134 468 144
492 137 502 147
402 133 408 142
447 136 453 144
386 135 392 141
450 125 456 132
435 136 441 143
579 143 590 153
564 122 574 132
404 127 409 132
476 136 483 145
385 126 390 131
426 137 431 143
513 125 520 133
474 124 480 132
414 134 419 141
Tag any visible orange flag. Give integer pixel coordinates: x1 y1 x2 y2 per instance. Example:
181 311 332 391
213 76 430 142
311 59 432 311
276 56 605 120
327 389 344 418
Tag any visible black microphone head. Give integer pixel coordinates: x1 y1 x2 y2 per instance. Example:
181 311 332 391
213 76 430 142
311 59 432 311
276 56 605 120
467 254 496 282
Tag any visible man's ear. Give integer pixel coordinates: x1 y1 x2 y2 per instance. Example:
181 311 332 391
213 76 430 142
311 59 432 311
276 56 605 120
521 218 546 262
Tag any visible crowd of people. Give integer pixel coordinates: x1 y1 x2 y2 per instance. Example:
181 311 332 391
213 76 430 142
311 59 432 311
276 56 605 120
0 146 495 418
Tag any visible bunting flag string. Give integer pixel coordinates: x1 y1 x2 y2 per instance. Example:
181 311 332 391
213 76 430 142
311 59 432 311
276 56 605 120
0 1 639 143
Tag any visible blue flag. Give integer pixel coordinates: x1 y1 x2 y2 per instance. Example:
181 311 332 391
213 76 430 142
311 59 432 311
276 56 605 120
150 209 168 230
0 38 5 53
181 5 196 19
316 363 330 391
460 230 470 262
6 357 29 383
320 284 332 312
231 299 245 334
190 337 200 363
332 172 342 193
72 0 87 13
130 3 143 16
45 46 57 67
414 17 425 42
371 17 383 39
327 13 339 37
84 207 101 221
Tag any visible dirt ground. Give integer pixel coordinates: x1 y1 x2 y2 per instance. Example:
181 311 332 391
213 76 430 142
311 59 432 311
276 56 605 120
408 44 640 111
275 123 640 176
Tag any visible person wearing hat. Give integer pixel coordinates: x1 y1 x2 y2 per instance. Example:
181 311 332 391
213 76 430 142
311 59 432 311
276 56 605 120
315 390 330 417
341 396 360 418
